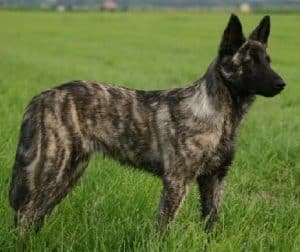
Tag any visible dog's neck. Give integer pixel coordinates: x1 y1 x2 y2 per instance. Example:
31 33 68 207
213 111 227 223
195 59 256 125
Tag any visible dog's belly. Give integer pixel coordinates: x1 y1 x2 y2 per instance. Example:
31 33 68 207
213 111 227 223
97 136 164 176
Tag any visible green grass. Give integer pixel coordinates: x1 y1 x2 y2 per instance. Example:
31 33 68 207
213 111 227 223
0 10 299 251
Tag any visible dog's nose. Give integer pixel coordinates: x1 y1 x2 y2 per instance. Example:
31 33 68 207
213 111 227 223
275 79 286 89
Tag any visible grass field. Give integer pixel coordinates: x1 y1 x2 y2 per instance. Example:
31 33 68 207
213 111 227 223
0 10 299 251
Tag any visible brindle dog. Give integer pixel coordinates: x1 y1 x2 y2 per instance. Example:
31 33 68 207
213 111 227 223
9 14 286 234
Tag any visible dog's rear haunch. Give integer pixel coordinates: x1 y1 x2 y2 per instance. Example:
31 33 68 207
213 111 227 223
9 15 285 234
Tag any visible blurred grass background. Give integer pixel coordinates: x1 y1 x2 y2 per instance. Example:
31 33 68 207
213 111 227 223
0 11 299 251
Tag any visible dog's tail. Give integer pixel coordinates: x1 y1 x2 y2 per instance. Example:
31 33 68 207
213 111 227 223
9 99 41 221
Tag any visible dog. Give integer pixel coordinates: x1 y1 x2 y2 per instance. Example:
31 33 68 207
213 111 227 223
9 14 286 234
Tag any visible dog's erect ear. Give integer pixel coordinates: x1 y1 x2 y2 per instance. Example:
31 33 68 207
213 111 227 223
219 14 245 56
249 16 270 44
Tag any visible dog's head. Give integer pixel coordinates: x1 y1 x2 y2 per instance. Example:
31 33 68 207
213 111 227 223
217 14 285 97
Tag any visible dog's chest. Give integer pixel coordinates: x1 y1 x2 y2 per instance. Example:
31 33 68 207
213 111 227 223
203 134 235 175
177 116 236 177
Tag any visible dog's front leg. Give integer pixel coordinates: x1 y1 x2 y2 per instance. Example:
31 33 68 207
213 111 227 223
197 174 225 232
157 176 188 231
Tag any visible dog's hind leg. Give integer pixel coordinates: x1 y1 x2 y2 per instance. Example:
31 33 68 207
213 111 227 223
9 125 90 234
9 94 94 234
12 152 90 234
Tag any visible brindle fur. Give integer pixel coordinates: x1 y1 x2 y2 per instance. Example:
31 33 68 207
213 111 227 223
9 14 286 233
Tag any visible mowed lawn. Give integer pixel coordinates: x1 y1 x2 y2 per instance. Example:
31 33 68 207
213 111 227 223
0 10 299 251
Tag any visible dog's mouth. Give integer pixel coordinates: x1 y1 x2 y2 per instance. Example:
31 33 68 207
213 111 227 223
255 85 285 97
273 79 286 94
262 86 285 97
273 85 285 94
260 79 286 97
